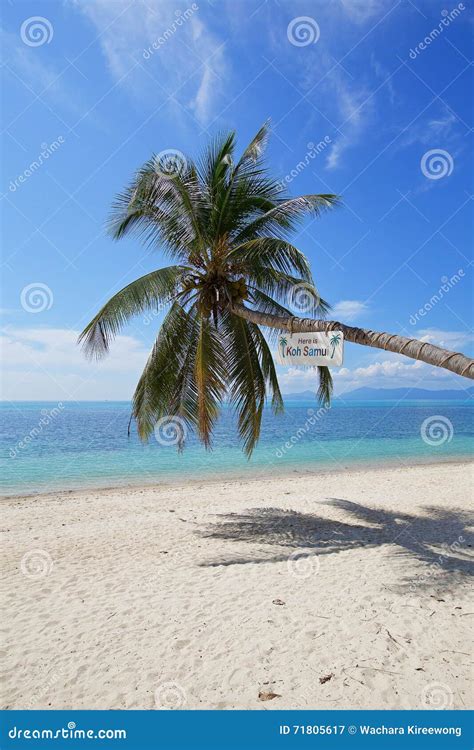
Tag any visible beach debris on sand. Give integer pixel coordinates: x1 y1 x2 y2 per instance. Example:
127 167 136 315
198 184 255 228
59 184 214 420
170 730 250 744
258 691 281 701
319 673 334 684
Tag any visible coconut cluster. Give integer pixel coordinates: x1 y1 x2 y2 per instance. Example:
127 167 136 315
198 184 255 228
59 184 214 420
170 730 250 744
228 277 248 303
182 273 248 318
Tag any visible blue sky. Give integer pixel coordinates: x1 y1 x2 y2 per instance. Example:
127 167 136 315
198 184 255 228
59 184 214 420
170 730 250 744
1 0 473 400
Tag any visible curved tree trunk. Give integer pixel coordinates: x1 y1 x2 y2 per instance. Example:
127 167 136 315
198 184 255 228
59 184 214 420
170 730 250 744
231 303 474 380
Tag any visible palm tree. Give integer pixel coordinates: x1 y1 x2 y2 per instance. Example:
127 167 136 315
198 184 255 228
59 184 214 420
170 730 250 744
79 122 474 455
329 333 341 359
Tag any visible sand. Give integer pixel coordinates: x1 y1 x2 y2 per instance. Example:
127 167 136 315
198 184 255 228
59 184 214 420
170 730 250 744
1 461 472 711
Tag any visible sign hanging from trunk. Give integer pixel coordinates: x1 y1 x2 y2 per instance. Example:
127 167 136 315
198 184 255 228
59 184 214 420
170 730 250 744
277 332 344 367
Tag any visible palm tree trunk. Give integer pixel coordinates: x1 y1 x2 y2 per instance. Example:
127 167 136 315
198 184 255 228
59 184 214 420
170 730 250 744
231 303 474 379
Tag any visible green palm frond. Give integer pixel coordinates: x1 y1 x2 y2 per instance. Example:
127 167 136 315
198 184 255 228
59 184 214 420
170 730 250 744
78 265 186 358
212 122 275 239
236 119 271 167
228 237 313 280
246 287 296 345
221 311 266 457
232 194 340 244
132 302 198 444
251 323 284 415
194 316 228 448
109 161 206 259
246 269 331 320
316 366 333 407
247 288 293 318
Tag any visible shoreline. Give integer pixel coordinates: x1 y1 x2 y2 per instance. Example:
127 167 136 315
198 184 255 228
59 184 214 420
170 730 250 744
2 461 472 710
2 454 472 501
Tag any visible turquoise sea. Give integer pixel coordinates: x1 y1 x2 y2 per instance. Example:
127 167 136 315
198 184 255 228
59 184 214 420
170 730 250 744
0 399 472 496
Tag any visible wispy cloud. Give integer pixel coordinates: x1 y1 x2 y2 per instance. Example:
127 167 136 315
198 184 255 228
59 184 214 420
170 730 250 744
339 0 395 24
268 0 399 171
370 53 395 105
296 60 374 171
400 107 459 149
70 0 228 125
325 74 373 169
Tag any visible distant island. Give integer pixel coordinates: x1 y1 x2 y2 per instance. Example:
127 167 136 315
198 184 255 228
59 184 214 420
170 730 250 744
283 386 474 401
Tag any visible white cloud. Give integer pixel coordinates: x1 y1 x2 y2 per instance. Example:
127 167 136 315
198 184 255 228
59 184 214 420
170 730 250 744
278 366 322 393
334 357 469 394
417 328 474 350
335 357 426 389
332 299 368 321
1 327 149 400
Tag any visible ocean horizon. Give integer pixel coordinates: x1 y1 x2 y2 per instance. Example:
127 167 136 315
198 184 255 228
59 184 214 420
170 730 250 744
1 398 472 497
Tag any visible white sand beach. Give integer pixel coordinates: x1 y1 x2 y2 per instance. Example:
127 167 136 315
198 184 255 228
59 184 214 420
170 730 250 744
1 461 472 711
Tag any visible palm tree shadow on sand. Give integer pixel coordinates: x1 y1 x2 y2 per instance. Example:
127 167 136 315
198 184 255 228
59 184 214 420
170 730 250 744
198 499 473 594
